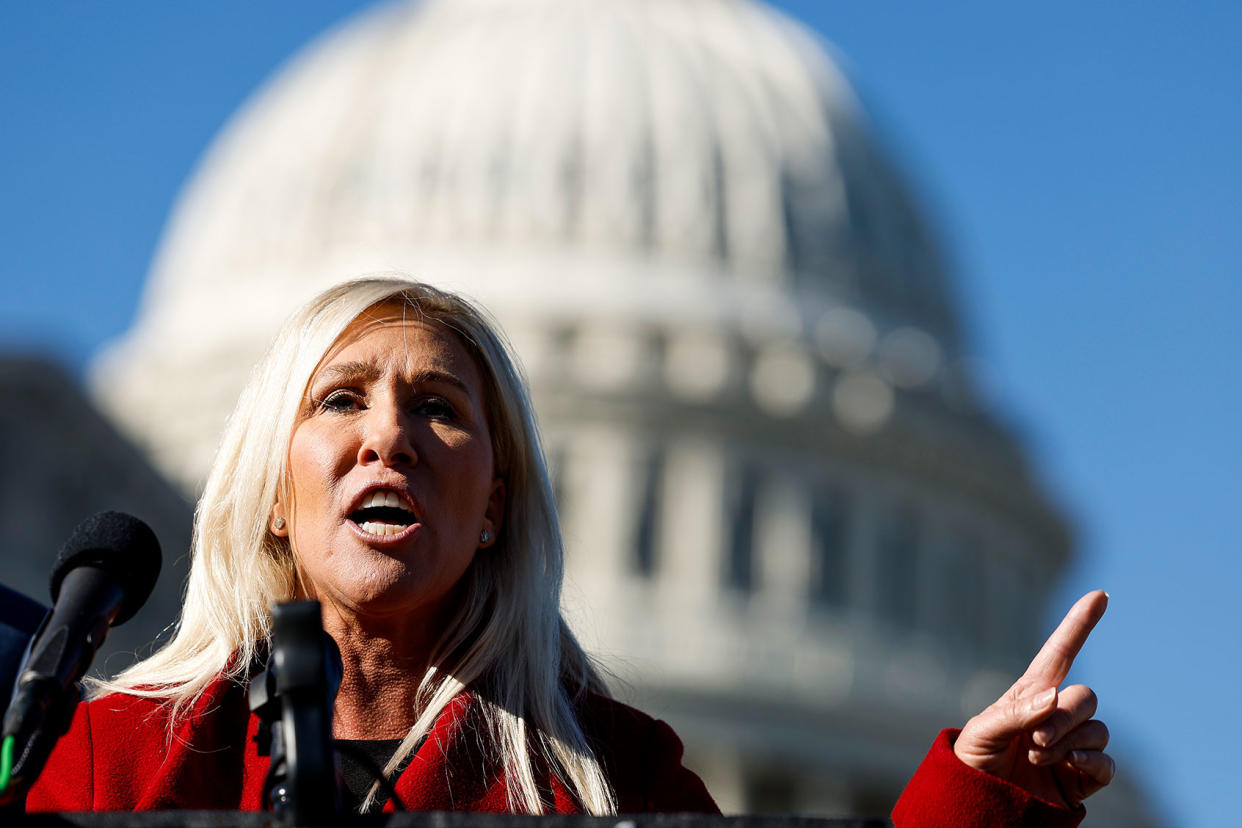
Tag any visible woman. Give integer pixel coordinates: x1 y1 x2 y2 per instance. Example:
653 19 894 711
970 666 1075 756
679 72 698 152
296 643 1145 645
27 277 1113 823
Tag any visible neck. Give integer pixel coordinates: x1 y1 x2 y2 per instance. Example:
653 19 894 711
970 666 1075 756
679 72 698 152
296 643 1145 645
321 609 442 740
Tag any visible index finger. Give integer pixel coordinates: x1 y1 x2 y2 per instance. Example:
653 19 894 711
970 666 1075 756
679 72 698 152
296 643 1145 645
1022 590 1109 687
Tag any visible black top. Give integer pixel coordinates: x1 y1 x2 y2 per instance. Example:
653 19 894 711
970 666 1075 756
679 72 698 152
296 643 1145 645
336 738 410 813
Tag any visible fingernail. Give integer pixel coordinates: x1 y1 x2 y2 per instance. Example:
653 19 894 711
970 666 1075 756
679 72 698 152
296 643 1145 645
1033 726 1054 747
1071 750 1087 765
1030 687 1056 710
1028 748 1052 766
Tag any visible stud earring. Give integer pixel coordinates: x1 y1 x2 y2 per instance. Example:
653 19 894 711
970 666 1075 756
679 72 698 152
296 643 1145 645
273 517 286 531
480 529 492 545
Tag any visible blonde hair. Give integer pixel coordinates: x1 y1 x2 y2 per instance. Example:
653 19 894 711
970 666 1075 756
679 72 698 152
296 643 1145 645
94 276 617 814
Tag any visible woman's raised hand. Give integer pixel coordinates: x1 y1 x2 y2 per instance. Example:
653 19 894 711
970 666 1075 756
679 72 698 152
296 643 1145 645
953 590 1115 808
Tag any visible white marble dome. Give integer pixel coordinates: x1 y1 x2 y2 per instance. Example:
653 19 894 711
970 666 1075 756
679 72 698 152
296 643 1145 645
95 0 977 488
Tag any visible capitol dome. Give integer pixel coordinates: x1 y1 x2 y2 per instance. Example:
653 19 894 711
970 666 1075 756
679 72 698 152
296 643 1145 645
95 0 987 484
94 0 1076 815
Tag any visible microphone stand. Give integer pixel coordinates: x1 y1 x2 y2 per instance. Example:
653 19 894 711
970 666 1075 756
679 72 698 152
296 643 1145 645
0 569 116 807
250 601 342 825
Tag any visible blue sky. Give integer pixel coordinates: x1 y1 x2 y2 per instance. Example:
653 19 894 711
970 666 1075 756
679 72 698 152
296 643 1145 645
2 3 1238 825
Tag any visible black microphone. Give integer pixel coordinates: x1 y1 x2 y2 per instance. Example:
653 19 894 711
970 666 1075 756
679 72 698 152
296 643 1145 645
250 601 344 824
0 511 161 802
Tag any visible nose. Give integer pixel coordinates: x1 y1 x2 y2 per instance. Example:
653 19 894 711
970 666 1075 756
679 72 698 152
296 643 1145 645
357 400 417 468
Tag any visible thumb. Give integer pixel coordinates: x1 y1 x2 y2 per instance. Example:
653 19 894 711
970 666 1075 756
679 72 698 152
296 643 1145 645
957 686 1058 763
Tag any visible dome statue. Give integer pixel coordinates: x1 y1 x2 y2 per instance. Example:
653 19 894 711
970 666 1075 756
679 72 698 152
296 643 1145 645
89 0 1135 817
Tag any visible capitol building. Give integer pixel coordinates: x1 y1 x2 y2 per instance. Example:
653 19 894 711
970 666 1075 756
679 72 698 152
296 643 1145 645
52 0 1158 822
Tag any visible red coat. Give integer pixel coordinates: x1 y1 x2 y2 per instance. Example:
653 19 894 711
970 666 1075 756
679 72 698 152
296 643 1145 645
25 677 1083 826
25 675 715 814
893 730 1085 828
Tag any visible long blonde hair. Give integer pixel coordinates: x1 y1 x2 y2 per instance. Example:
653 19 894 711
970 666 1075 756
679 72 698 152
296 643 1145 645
94 276 617 814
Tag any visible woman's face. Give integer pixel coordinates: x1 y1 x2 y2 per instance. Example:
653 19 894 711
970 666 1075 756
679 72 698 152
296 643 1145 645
276 303 505 624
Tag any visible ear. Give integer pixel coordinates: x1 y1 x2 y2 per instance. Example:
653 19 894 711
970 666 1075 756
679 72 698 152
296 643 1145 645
271 501 290 538
479 478 506 549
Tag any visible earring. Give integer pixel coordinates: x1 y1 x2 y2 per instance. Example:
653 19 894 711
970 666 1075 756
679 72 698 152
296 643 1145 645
480 529 492 545
273 517 286 531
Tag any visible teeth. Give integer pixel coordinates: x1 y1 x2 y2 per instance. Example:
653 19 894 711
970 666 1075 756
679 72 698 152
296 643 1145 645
359 521 411 536
359 490 404 510
354 490 416 536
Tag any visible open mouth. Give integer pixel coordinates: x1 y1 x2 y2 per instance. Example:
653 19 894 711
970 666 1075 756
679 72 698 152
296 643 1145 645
349 490 419 536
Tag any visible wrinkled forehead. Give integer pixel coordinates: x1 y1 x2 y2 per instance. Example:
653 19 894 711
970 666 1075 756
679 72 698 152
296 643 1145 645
309 300 487 391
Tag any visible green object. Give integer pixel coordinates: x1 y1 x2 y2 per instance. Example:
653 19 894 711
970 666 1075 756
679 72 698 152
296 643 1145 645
0 733 13 792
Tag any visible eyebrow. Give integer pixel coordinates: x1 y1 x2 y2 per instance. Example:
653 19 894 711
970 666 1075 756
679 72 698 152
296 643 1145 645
313 361 470 393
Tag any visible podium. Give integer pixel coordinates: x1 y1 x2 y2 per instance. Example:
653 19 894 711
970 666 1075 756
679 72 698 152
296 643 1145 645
13 814 891 827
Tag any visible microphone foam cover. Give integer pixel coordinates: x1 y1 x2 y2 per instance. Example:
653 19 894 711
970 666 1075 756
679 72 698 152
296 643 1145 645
50 511 162 625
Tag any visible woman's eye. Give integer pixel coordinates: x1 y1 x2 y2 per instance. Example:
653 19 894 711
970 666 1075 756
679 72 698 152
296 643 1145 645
318 390 363 412
415 397 456 420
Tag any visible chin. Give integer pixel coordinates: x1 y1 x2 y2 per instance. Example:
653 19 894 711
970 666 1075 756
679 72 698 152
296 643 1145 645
341 573 460 620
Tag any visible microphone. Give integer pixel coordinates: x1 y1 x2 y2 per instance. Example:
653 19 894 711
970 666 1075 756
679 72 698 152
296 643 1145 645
0 511 161 802
250 601 344 823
